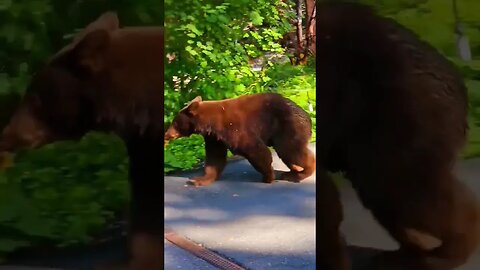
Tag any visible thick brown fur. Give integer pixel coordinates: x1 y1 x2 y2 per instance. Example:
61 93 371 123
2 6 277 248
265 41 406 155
316 2 480 270
165 93 316 186
0 13 163 270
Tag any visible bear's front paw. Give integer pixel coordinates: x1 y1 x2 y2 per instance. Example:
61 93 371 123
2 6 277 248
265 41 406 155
189 176 215 187
262 175 275 184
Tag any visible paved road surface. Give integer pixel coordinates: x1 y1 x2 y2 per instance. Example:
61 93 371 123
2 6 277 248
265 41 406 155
164 144 317 270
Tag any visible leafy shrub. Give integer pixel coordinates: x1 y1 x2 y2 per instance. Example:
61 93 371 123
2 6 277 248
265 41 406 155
0 133 129 261
164 0 295 124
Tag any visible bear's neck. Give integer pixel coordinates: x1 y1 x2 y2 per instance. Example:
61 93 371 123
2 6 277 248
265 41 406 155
194 103 228 141
95 100 162 140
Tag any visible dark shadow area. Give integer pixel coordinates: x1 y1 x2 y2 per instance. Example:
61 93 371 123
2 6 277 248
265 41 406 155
347 245 382 270
4 238 128 270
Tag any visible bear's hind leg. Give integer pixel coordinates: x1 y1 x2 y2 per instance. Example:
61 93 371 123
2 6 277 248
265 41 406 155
275 142 316 182
191 135 228 187
240 140 274 183
368 174 480 270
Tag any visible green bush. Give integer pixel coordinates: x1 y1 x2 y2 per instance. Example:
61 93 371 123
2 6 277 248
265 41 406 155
164 0 295 124
0 133 129 261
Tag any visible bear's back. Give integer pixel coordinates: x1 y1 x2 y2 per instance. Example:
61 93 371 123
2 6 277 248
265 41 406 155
317 2 468 157
218 93 311 139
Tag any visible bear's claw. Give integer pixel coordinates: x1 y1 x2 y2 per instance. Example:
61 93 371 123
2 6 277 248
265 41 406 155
189 177 215 187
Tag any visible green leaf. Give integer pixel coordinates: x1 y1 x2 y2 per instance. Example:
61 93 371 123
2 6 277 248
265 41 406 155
250 11 264 26
234 84 246 92
185 23 203 36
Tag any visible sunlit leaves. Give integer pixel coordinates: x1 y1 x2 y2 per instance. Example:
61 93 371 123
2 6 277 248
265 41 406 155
250 11 264 26
164 0 293 113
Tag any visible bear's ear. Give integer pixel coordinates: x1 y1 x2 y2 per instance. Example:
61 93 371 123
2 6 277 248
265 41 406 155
50 12 118 61
192 96 202 102
180 96 202 115
84 12 119 34
186 101 200 115
185 97 202 115
71 29 110 75
72 12 119 44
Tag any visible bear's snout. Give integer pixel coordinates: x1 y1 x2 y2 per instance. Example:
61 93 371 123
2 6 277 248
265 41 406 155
164 126 182 147
164 126 181 142
0 105 57 152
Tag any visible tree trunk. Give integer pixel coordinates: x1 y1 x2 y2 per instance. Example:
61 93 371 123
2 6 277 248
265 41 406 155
305 0 316 56
295 0 304 55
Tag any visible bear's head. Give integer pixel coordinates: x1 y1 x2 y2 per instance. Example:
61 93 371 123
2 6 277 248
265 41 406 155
164 96 202 145
0 12 119 153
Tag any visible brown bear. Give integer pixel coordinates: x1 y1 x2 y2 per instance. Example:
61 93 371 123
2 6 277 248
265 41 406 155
316 2 480 270
0 13 163 270
164 93 316 187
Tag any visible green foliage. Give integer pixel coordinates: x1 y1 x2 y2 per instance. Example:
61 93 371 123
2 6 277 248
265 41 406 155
164 0 295 123
164 135 205 173
449 61 480 158
0 133 129 260
465 79 480 158
357 0 480 57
